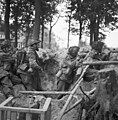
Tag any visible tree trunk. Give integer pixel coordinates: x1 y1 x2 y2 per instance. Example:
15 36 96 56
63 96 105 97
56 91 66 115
49 22 52 49
41 18 44 48
67 16 71 48
77 0 82 47
25 4 31 47
5 0 10 40
48 14 60 49
48 18 52 49
94 15 100 42
33 0 41 41
14 5 18 47
79 19 82 47
25 31 30 47
90 19 95 45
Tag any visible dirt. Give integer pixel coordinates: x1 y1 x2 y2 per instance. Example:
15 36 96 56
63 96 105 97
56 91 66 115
2 46 118 120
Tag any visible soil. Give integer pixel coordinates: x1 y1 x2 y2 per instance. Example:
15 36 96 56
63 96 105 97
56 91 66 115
1 46 118 120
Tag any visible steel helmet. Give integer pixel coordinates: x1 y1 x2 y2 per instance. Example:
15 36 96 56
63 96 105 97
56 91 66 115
1 40 11 50
28 39 41 46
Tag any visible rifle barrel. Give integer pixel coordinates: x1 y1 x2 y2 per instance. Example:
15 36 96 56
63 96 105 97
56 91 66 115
111 50 118 53
82 61 118 65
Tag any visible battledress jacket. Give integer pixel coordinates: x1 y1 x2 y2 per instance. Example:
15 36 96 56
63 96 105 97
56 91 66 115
26 47 42 91
59 54 78 84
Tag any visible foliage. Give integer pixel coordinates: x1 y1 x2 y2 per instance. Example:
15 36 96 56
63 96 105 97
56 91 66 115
65 0 118 42
10 0 35 38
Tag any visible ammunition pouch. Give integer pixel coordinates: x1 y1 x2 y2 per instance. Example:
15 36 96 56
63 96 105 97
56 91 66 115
17 63 29 74
56 70 63 78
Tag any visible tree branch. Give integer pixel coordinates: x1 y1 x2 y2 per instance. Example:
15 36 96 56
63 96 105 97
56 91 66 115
51 14 60 28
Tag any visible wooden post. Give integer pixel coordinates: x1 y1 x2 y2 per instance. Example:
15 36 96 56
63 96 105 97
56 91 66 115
44 103 51 120
26 113 32 120
10 112 17 120
0 111 5 120
41 98 51 120
7 111 11 120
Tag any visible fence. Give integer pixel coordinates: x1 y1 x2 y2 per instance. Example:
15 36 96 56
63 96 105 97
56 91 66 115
0 96 51 120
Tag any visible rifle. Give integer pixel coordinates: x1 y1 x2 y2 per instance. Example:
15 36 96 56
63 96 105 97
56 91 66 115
82 61 118 65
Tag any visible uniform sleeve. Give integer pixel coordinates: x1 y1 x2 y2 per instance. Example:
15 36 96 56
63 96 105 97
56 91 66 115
101 49 111 61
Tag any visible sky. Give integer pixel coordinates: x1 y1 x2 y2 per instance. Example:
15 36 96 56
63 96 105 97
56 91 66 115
52 3 118 49
53 17 118 48
53 17 80 48
105 30 118 48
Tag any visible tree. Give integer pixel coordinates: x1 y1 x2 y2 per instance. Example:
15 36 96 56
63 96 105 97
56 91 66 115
4 0 10 40
46 0 60 49
32 0 41 41
10 0 35 47
66 0 118 45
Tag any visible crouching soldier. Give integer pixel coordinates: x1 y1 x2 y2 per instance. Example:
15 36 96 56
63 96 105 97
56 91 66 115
56 46 80 99
16 48 31 90
0 40 15 97
83 41 109 82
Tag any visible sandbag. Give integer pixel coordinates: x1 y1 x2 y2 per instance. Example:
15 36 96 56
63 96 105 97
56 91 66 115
0 93 6 104
83 68 98 82
2 85 13 97
0 68 9 80
13 84 26 97
11 74 22 85
1 76 13 87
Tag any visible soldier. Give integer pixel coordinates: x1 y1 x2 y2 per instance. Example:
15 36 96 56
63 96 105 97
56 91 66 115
16 48 30 90
0 40 16 73
83 41 110 82
56 46 80 99
26 39 43 91
0 40 14 97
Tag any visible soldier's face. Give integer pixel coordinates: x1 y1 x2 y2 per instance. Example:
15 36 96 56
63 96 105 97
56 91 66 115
33 44 39 51
71 48 78 58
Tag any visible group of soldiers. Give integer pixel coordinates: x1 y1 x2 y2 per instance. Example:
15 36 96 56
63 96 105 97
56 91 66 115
0 39 43 98
56 41 111 99
0 39 111 100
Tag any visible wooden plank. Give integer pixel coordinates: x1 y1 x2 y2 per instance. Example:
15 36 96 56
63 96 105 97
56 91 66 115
41 112 45 120
42 98 51 111
7 111 11 120
57 65 89 120
57 78 83 120
10 112 17 120
20 91 71 95
0 110 5 120
44 102 51 120
0 96 13 107
64 98 82 115
41 98 51 120
71 65 89 91
0 106 44 114
26 113 32 120
82 61 118 65
4 111 7 120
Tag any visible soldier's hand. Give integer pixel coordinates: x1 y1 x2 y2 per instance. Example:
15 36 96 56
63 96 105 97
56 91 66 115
28 68 33 72
76 59 83 67
36 66 43 71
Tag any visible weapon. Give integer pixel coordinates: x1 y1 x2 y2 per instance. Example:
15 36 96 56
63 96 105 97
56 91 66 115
82 61 118 65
